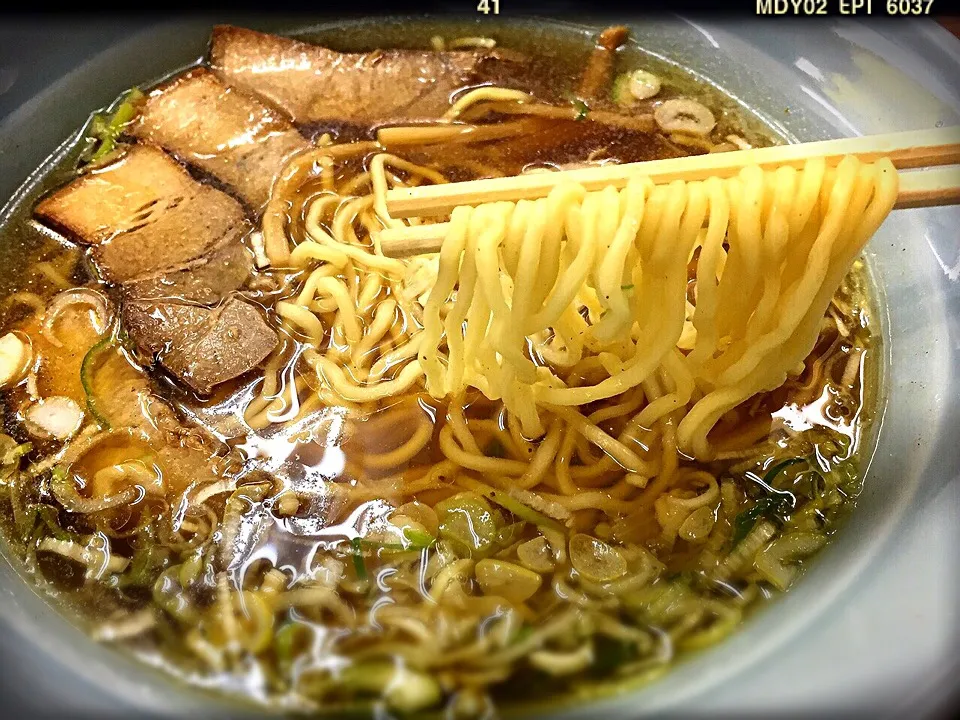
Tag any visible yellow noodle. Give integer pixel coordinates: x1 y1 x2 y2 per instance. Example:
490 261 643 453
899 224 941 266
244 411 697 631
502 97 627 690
412 158 896 460
276 301 324 348
443 87 531 121
363 415 434 471
308 353 425 403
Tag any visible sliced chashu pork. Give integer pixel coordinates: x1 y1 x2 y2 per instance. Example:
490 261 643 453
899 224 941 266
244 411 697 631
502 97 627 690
121 240 255 306
209 24 523 124
122 297 278 396
132 68 309 211
34 144 277 395
35 144 248 284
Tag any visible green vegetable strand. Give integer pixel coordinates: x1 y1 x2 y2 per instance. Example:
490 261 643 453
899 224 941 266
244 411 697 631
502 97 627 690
484 489 564 533
484 438 507 458
121 546 170 588
573 99 590 121
80 337 114 429
760 457 807 489
350 537 367 582
357 527 436 553
85 87 145 163
732 457 809 547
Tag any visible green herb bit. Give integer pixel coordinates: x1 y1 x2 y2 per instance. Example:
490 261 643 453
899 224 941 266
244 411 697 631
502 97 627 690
484 438 507 458
121 545 170 588
592 635 639 675
484 489 564 533
621 284 635 291
351 537 367 581
357 527 436 553
511 624 534 645
731 495 790 548
573 99 590 121
85 87 145 163
760 457 807 488
80 337 115 429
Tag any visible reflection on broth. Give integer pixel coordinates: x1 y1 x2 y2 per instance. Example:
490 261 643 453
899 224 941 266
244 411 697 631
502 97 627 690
0 21 883 719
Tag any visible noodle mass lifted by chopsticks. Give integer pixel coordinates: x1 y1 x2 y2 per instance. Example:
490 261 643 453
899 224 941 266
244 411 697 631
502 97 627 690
259 136 897 491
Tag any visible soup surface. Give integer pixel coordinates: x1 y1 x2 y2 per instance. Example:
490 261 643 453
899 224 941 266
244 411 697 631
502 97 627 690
0 20 881 718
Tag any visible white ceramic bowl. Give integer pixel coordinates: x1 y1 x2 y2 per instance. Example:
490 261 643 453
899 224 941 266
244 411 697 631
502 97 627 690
0 16 957 717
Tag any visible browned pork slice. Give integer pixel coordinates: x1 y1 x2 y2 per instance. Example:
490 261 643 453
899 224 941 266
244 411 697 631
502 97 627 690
34 144 248 283
123 297 277 396
132 68 309 211
121 241 255 305
210 25 521 124
35 144 277 394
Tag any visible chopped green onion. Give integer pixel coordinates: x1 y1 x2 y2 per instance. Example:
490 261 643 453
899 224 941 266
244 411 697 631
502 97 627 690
592 635 638 675
1 440 32 467
436 492 499 558
494 521 525 549
484 489 565 533
84 87 145 164
731 457 813 547
511 624 534 645
35 504 70 541
275 621 311 672
573 99 590 121
89 136 117 163
456 478 566 533
14 499 36 538
109 89 144 126
152 566 198 623
88 115 109 138
611 73 632 107
732 498 775 548
761 457 807 488
80 337 114 429
357 527 436 553
484 438 507 458
18 502 68 541
121 546 170 588
731 495 792 548
178 551 205 588
621 284 635 290
401 526 436 548
350 537 367 581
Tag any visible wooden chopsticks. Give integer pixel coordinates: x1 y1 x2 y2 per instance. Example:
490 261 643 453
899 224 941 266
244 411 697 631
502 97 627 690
377 126 960 258
893 166 960 209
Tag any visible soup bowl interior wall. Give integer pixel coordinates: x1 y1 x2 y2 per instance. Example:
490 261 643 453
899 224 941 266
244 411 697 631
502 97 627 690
0 15 957 717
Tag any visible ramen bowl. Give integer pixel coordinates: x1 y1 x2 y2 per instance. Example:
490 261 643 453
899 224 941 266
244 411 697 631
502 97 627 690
0 15 957 718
